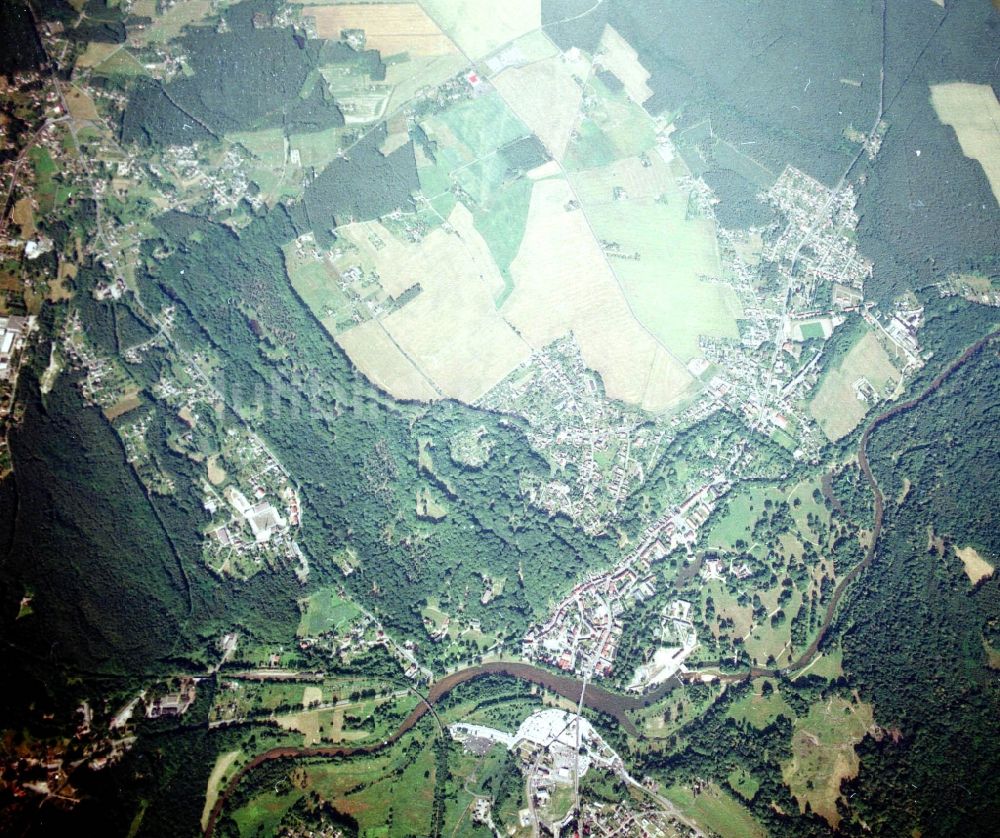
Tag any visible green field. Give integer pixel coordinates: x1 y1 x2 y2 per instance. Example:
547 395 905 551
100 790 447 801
665 781 766 838
727 766 761 801
809 328 900 441
726 679 794 729
578 175 741 362
430 90 528 161
707 485 781 550
782 695 874 827
298 587 362 637
472 176 532 301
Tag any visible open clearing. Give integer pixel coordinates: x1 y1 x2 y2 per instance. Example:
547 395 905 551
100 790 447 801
596 25 653 106
666 781 766 838
501 177 694 411
201 749 241 831
955 545 994 584
336 203 531 402
930 82 1000 205
809 329 900 441
302 3 458 56
492 55 583 161
572 155 742 361
64 86 99 121
298 587 362 637
417 0 540 59
782 695 874 828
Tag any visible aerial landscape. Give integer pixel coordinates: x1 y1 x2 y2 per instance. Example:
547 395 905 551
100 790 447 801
0 0 998 836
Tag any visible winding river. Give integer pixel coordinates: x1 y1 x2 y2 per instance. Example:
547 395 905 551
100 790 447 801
206 330 997 836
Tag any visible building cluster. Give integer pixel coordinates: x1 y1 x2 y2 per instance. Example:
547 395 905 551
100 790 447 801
478 336 663 535
583 798 702 838
201 427 305 580
450 709 625 834
524 476 728 678
626 599 698 692
764 166 871 295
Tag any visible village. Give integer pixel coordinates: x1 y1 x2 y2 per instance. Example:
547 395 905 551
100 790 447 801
522 476 729 679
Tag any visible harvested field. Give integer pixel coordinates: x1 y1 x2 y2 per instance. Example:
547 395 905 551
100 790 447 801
337 320 440 401
810 329 900 440
302 686 323 707
955 545 994 584
74 41 120 69
336 204 530 402
103 390 142 421
303 3 457 56
782 696 874 828
596 25 653 105
11 197 35 239
207 455 227 486
65 86 99 121
493 55 583 161
930 82 1000 204
201 750 241 831
501 177 693 412
417 0 540 59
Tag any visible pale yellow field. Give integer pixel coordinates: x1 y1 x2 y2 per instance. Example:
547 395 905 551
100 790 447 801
302 685 323 707
810 330 900 441
596 24 653 105
11 197 35 239
337 204 531 402
207 455 227 486
930 82 1000 204
64 86 100 121
492 55 583 161
337 320 440 401
501 177 693 411
201 749 241 831
305 3 458 56
75 42 120 69
417 0 540 59
955 545 994 584
573 154 679 203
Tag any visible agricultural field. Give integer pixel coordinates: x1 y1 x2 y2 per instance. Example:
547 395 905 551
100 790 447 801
782 695 874 827
930 82 1000 204
595 24 653 106
665 781 766 838
417 0 540 59
492 53 583 161
809 328 901 440
301 2 459 56
298 586 362 637
334 203 532 403
574 157 742 362
500 176 694 411
128 0 215 46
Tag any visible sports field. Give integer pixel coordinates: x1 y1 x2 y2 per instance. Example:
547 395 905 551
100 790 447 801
930 82 1000 204
809 329 900 440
